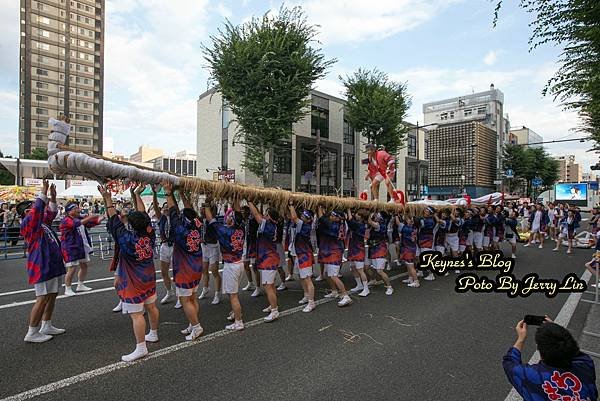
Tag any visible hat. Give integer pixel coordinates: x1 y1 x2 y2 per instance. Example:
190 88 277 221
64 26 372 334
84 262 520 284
16 200 33 218
65 201 79 213
330 210 343 219
365 143 376 150
301 210 314 220
425 206 436 214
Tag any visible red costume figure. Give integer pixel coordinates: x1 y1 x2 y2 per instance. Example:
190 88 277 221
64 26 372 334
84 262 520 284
364 144 396 201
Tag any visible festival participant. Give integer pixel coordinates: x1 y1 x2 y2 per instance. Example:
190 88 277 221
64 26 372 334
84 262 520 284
288 204 316 312
345 209 370 297
397 215 420 287
434 209 449 255
493 205 505 251
108 208 125 313
19 180 66 343
151 185 179 308
547 202 559 241
283 217 296 282
314 216 325 282
469 207 484 252
275 217 288 291
525 203 548 249
554 209 578 254
247 202 282 322
504 210 519 259
418 206 437 281
519 201 530 233
482 206 497 251
199 204 222 305
584 252 599 281
590 207 599 236
162 183 204 341
60 201 100 296
364 143 396 201
446 208 463 273
99 183 159 362
458 209 472 256
316 206 352 306
389 212 402 269
206 199 246 330
240 206 258 294
367 211 394 295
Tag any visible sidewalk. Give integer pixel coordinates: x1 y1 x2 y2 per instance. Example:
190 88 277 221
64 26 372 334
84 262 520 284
579 300 600 383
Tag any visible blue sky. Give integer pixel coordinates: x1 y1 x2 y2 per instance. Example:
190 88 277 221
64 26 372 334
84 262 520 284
0 0 596 170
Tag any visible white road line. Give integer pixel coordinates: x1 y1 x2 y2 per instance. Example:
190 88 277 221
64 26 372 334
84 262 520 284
504 269 592 401
0 272 407 401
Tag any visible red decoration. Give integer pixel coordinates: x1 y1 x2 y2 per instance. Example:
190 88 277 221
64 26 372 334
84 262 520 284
392 189 405 205
106 179 132 195
359 190 368 201
465 194 471 206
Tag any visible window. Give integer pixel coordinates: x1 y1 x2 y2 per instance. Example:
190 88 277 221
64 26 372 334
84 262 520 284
464 109 472 116
273 142 292 174
407 134 417 157
440 112 448 121
343 120 354 145
311 106 329 139
35 95 48 101
77 126 91 133
36 135 45 140
477 106 487 115
35 81 49 89
449 111 455 119
343 153 354 179
35 121 48 128
36 42 50 50
36 108 48 115
38 16 50 24
40 30 50 38
37 55 48 63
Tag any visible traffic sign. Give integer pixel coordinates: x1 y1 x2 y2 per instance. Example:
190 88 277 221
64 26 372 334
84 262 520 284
532 178 543 187
505 169 514 178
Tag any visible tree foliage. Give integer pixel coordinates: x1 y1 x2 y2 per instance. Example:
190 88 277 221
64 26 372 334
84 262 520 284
494 0 600 151
340 68 411 155
0 150 14 185
24 148 48 160
503 144 559 196
202 5 335 184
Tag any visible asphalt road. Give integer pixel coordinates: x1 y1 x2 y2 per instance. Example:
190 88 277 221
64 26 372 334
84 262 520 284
0 241 596 401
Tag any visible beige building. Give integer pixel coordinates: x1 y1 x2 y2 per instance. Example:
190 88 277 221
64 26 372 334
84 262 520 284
555 155 583 183
129 145 163 163
19 0 105 157
196 88 426 200
509 126 543 148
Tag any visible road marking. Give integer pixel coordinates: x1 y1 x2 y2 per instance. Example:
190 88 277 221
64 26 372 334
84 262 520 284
0 271 408 401
503 269 591 401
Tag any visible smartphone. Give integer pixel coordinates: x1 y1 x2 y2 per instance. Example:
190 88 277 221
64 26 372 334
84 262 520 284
524 315 546 325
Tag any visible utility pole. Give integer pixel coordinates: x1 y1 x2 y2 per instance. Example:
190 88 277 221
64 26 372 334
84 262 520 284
415 122 420 200
315 128 321 195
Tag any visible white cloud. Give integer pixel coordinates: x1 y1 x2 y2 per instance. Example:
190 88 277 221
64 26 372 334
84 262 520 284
483 50 498 66
0 91 18 156
216 2 233 19
293 0 462 45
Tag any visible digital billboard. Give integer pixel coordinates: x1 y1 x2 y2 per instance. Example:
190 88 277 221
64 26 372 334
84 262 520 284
554 183 588 206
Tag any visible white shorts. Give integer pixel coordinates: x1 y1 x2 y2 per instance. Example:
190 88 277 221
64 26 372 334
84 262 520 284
473 232 483 249
176 285 198 297
434 245 446 254
201 243 221 265
65 255 90 268
159 243 173 263
34 275 64 297
298 267 313 279
506 236 517 245
371 258 387 270
416 247 432 257
467 231 474 246
493 236 500 243
222 262 243 294
325 264 340 277
531 224 541 234
351 261 365 270
260 270 277 285
482 236 491 248
373 172 385 182
459 244 467 253
276 243 286 268
121 294 157 314
446 235 459 252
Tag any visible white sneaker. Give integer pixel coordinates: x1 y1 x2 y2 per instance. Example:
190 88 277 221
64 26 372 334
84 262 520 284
511 254 517 259
285 275 294 282
180 324 192 335
302 302 316 313
226 311 235 322
264 309 280 322
337 295 352 307
64 287 77 297
315 275 323 282
262 305 272 313
358 287 370 297
144 331 159 343
298 296 308 305
385 286 394 296
416 271 423 278
251 288 262 297
211 293 221 305
242 282 255 291
198 287 209 300
225 321 245 331
40 323 65 336
567 249 572 254
76 283 92 292
523 243 531 247
185 325 204 341
553 248 559 252
160 290 174 304
407 281 420 288
349 285 364 293
276 283 287 291
174 299 182 309
454 270 461 274
367 279 377 286
538 244 543 249
24 331 53 343
402 278 413 284
424 273 436 281
323 291 339 299
112 301 123 312
121 346 148 362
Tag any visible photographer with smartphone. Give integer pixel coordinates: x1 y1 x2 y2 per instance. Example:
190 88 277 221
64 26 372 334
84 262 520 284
503 316 597 401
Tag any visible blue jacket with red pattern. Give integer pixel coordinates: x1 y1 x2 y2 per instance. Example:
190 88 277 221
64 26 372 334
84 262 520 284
170 207 203 290
59 214 100 264
20 195 64 284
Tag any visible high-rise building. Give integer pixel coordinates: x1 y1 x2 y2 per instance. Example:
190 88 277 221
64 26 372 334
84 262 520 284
509 126 543 148
555 155 583 183
129 145 163 163
19 0 105 157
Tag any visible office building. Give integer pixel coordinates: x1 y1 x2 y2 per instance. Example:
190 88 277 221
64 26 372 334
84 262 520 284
149 151 197 177
129 145 163 163
555 155 583 183
196 88 427 200
509 126 543 148
19 0 105 157
427 121 497 198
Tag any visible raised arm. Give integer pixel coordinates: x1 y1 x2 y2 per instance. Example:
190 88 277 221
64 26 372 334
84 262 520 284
151 184 161 218
98 184 117 218
180 190 193 210
162 181 177 210
346 208 353 221
133 182 146 212
203 201 214 222
288 204 299 224
367 213 380 230
247 201 263 222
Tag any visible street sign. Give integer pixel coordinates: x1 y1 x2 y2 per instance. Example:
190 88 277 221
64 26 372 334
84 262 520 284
532 178 543 187
218 169 235 182
505 169 514 178
494 180 503 185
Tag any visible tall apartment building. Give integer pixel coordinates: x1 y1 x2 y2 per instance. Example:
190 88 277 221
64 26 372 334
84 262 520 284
423 85 509 196
509 126 543 148
129 145 163 163
19 0 104 157
196 88 427 200
427 121 497 198
555 155 583 183
149 151 197 177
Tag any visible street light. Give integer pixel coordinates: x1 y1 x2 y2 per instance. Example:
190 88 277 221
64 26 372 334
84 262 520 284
414 122 438 200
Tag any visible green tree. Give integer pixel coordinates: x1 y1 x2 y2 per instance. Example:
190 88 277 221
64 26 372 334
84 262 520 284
0 150 14 185
24 147 48 160
203 5 335 185
340 68 411 155
502 144 559 197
